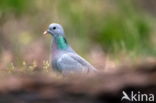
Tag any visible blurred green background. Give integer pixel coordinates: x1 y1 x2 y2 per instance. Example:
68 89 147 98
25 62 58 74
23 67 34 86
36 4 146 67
0 0 155 70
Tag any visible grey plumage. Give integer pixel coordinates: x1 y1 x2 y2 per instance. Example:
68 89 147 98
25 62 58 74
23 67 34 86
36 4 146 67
53 52 97 74
44 23 98 75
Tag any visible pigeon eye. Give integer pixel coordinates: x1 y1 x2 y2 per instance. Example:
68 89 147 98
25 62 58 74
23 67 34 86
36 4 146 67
53 27 56 30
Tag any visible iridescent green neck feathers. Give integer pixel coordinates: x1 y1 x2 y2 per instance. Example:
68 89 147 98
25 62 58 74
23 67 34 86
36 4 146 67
55 36 68 50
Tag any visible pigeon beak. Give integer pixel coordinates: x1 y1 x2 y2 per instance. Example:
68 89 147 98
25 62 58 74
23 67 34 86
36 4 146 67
43 30 48 35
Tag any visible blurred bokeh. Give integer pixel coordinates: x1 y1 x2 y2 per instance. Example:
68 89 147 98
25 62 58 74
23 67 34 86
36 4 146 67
0 0 155 71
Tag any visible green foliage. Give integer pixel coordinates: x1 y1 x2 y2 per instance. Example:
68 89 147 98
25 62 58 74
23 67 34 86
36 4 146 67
96 0 154 54
56 0 155 55
95 13 151 52
0 0 32 15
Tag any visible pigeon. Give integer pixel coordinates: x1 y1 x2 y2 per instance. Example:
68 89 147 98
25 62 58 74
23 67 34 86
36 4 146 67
44 23 98 75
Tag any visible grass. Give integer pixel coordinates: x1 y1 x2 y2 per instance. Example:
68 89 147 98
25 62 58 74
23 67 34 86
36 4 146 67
2 60 51 75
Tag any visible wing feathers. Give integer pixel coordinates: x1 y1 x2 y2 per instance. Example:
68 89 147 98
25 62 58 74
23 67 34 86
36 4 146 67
56 53 97 74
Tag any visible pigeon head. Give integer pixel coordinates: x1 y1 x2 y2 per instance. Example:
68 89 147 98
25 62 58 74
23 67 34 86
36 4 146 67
44 23 64 37
44 23 69 50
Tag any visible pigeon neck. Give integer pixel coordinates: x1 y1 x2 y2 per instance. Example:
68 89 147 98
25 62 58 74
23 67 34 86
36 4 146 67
54 36 68 50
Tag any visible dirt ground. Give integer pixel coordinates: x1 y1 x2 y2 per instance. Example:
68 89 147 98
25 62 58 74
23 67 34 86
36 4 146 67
0 60 155 103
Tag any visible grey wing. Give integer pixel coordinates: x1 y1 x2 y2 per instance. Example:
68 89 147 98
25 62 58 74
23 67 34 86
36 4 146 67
56 53 97 74
56 53 87 74
70 53 98 72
